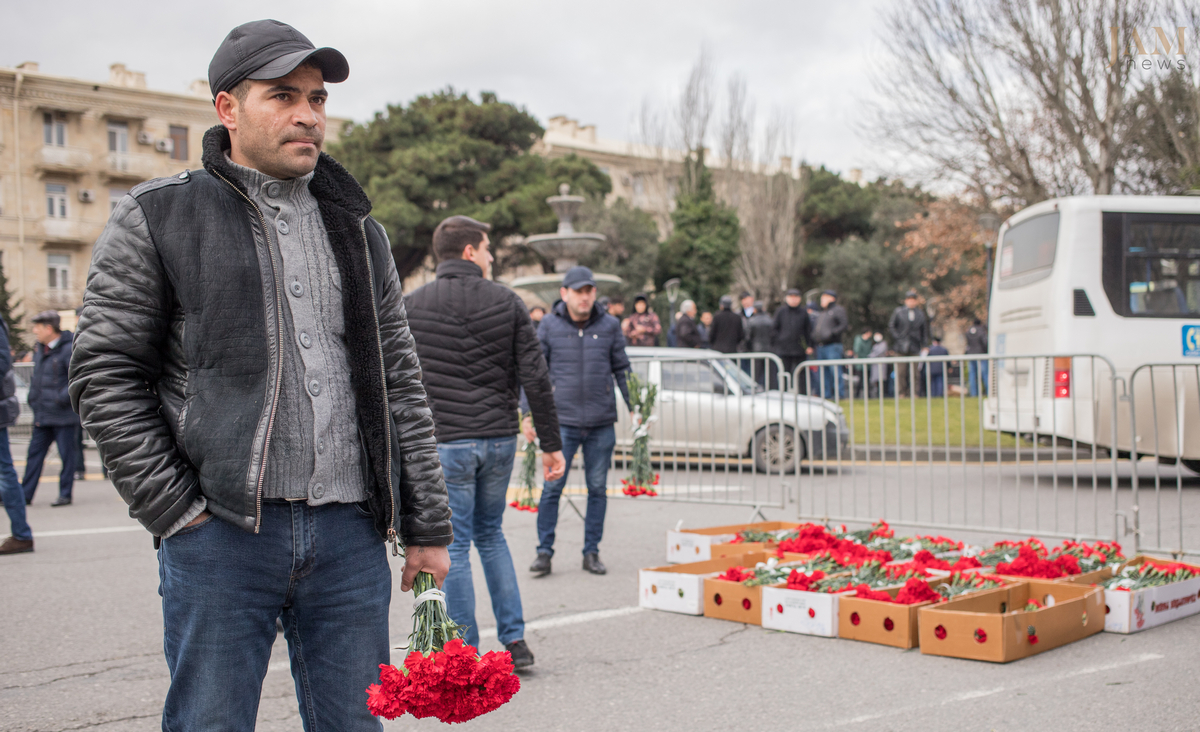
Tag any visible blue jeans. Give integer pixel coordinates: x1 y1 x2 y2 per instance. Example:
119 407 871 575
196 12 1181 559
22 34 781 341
0 428 30 541
537 424 616 557
968 360 989 397
159 501 389 732
816 343 846 399
21 423 77 502
930 373 944 397
438 437 524 648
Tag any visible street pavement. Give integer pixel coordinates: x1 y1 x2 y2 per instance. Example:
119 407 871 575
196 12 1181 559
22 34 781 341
2 455 1199 731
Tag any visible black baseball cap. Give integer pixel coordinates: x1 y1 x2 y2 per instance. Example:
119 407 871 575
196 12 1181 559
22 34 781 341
785 288 802 297
823 289 838 298
208 20 349 100
561 266 597 291
32 310 61 329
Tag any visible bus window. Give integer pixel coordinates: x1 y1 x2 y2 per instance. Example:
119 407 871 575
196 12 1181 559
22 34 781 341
1103 213 1200 317
998 212 1059 288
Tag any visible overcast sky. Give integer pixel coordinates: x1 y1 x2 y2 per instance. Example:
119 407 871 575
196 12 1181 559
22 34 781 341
6 0 894 179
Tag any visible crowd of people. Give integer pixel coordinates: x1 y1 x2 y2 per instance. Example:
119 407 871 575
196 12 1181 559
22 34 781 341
570 285 991 401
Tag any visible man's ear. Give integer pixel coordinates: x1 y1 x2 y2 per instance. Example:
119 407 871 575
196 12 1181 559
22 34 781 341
215 91 239 131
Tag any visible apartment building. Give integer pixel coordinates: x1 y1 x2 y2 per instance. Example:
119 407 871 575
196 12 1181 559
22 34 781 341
0 62 346 324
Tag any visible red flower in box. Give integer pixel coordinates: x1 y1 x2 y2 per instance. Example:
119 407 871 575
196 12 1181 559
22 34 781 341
851 585 894 602
949 556 982 571
995 545 1081 579
894 578 942 605
785 569 826 591
716 566 755 583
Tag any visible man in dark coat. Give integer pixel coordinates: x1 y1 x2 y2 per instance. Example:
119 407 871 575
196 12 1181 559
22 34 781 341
965 318 989 396
528 266 631 578
927 337 949 397
21 310 79 507
708 295 744 354
68 22 451 730
405 215 566 669
675 300 704 348
889 289 930 397
772 288 811 390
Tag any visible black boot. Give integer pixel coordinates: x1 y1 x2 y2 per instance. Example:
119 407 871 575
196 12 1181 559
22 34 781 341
505 640 535 669
582 552 607 575
529 553 552 577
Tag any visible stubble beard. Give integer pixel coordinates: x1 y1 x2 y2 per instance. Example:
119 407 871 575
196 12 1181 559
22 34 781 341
238 125 323 180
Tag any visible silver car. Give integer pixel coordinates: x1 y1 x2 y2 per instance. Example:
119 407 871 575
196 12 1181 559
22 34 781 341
615 347 848 473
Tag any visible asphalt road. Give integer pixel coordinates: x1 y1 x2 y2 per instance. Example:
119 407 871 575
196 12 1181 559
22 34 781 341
2 455 1199 731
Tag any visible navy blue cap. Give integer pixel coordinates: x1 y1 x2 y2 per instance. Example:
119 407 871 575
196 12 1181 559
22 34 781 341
561 266 597 291
823 289 838 298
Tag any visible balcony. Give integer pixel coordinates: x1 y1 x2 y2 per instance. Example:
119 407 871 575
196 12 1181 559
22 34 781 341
35 146 93 176
104 152 159 182
33 288 82 312
39 218 105 247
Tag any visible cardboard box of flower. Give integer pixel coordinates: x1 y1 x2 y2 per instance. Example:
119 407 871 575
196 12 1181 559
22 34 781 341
702 556 811 625
918 580 1104 662
1068 555 1200 634
640 551 787 616
666 521 800 563
761 573 853 637
967 538 1124 586
836 578 944 649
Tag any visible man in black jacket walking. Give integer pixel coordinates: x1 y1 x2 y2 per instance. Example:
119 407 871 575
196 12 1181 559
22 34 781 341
811 290 849 398
21 311 80 507
69 21 450 731
772 288 811 391
405 215 565 669
527 267 631 577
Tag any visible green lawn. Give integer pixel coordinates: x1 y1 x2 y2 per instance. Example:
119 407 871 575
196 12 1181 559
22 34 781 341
837 396 1018 448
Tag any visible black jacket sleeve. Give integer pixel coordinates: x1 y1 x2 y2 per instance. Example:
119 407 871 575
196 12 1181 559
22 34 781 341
370 218 452 547
513 299 562 452
610 321 632 410
69 197 202 535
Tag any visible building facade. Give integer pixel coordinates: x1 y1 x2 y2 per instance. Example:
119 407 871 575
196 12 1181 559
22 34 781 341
0 62 346 330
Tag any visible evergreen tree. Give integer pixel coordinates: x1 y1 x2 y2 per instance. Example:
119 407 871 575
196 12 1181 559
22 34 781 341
0 262 26 349
654 149 740 311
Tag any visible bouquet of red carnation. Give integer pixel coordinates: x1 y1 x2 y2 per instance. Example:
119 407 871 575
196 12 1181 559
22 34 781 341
887 549 952 576
366 572 520 724
948 555 982 571
785 569 827 591
850 577 942 605
621 372 659 498
932 571 1004 600
1049 540 1124 573
913 535 963 553
509 434 539 513
975 537 1047 566
995 545 1080 579
1103 559 1197 591
716 566 756 583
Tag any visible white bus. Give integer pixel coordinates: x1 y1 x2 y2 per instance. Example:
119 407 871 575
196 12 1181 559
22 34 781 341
984 195 1200 469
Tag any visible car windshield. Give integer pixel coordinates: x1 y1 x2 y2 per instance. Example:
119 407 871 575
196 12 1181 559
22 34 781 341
712 359 765 395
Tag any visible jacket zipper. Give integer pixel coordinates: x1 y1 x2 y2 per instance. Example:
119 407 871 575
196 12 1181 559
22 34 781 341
213 170 284 533
360 218 399 554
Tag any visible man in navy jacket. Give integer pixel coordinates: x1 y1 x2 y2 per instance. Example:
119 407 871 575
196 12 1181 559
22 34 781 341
525 267 631 577
22 311 80 506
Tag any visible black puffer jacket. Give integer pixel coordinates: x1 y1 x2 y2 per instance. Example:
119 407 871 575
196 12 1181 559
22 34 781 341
29 330 79 427
69 126 451 547
538 301 631 428
771 304 811 357
405 259 561 451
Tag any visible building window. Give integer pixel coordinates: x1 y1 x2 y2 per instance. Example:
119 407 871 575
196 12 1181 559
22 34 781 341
47 254 71 291
109 188 129 213
45 184 68 219
43 113 66 147
107 121 129 153
169 125 189 161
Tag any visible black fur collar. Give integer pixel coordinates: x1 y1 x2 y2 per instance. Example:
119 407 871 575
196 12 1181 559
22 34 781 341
201 125 371 219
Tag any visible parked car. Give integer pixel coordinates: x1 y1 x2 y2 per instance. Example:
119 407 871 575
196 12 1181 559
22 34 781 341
617 347 849 473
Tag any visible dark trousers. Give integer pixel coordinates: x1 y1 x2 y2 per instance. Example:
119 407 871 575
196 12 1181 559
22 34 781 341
21 423 77 503
781 355 806 393
537 424 616 557
0 429 30 541
896 361 914 398
159 502 389 732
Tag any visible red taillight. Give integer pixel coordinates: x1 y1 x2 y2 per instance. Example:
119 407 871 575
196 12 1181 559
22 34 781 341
1054 357 1071 399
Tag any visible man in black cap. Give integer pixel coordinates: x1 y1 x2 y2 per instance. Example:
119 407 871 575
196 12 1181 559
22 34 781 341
70 20 450 731
772 288 811 391
889 289 930 397
810 290 849 398
526 266 631 577
21 310 80 507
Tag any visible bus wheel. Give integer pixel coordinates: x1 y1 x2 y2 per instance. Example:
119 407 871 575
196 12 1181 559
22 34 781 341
753 425 801 474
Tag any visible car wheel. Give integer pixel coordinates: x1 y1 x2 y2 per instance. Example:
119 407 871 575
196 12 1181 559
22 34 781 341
1182 459 1200 475
752 424 801 474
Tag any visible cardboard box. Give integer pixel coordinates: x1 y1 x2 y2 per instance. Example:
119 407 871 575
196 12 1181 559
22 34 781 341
701 554 810 625
990 563 1120 586
666 521 800 563
1070 556 1200 634
761 578 853 637
918 581 1104 662
639 552 793 615
837 580 941 649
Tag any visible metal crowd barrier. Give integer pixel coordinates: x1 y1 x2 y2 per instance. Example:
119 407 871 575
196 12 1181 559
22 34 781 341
788 353 1127 545
1127 364 1200 558
561 353 794 512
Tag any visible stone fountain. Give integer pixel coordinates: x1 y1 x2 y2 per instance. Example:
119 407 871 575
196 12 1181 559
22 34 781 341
508 183 622 305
